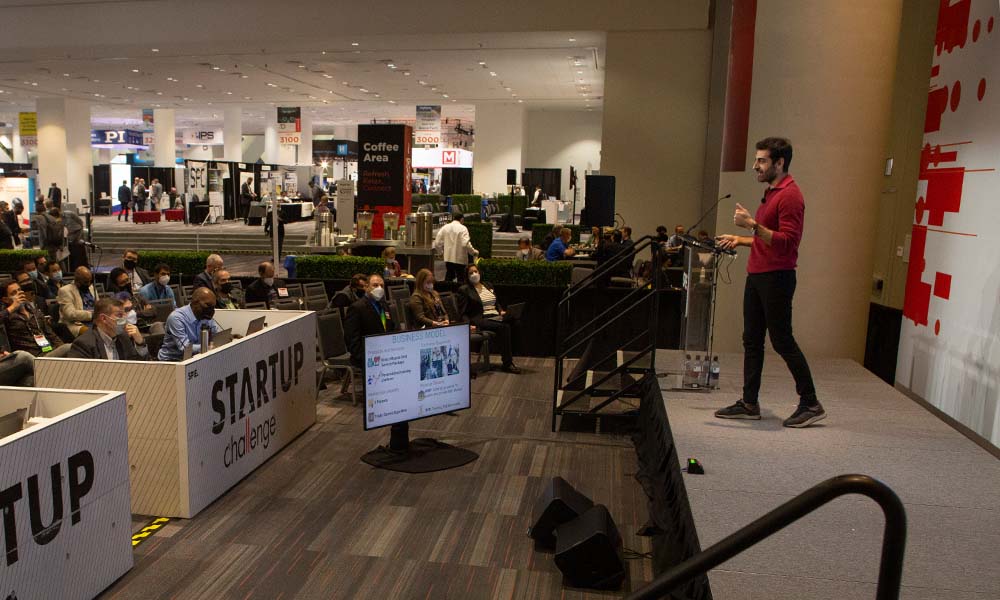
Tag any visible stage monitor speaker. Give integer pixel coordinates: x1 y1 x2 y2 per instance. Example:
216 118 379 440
583 175 615 227
506 169 517 185
528 477 593 551
553 504 625 590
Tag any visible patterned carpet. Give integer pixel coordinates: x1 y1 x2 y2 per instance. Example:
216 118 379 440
104 358 655 599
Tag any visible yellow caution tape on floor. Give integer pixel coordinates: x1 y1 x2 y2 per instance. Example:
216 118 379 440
131 517 170 548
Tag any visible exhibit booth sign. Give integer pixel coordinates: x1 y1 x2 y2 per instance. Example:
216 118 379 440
36 310 318 517
0 387 132 600
358 123 413 238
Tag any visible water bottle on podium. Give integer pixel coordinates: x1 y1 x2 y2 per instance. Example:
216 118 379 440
691 355 703 388
709 356 720 389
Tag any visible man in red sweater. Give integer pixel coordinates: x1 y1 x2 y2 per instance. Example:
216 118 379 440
714 137 825 428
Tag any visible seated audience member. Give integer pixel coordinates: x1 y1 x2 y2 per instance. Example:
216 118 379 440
382 246 403 277
330 273 368 310
13 271 45 311
57 266 97 337
515 237 544 260
212 269 239 309
343 274 395 366
45 260 64 298
158 288 221 361
696 229 711 244
587 226 602 249
621 226 634 247
66 297 150 360
193 254 224 290
541 225 562 252
408 269 449 328
0 350 34 386
457 264 521 373
2 280 64 355
666 224 687 249
121 249 151 293
545 227 576 261
20 259 51 303
655 225 669 242
138 263 177 309
245 261 283 308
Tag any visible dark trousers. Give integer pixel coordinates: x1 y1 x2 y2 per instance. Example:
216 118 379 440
473 316 514 366
118 203 131 220
742 270 817 407
445 262 467 283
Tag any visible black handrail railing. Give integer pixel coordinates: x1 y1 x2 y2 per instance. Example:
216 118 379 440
559 235 660 302
626 474 907 600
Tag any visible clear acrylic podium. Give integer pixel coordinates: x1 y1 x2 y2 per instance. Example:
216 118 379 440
673 238 727 390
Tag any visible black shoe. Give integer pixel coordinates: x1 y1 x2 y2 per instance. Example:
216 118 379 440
714 400 761 420
783 403 826 428
501 363 522 374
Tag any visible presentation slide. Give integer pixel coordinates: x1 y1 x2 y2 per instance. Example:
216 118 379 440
363 323 471 430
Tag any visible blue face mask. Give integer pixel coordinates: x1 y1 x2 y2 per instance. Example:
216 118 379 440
52 271 63 281
27 270 38 279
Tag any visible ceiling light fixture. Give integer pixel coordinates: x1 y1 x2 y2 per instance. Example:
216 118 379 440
131 69 139 73
489 72 497 77
442 94 449 98
212 66 220 70
63 73 70 77
568 37 576 42
359 88 368 93
151 48 159 52
351 42 359 46
388 100 396 104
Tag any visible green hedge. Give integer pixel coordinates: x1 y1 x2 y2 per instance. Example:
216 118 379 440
497 195 529 216
531 223 582 246
0 249 46 274
465 222 493 258
134 251 211 277
412 194 443 210
477 258 572 287
295 255 384 279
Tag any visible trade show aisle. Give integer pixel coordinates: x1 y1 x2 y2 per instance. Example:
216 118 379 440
106 359 654 599
657 351 1000 600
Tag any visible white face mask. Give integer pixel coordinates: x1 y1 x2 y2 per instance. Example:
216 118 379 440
126 310 138 325
262 277 275 287
518 249 530 258
468 273 480 284
369 286 385 301
158 275 170 286
114 317 127 336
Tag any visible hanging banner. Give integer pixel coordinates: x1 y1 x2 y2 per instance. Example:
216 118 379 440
18 112 37 147
412 147 473 169
186 160 208 200
414 105 442 147
895 0 1000 449
91 129 145 147
277 107 301 145
142 108 154 131
182 129 224 145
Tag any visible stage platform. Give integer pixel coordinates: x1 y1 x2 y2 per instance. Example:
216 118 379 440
100 351 1000 599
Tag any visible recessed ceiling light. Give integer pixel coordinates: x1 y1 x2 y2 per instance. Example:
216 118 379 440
489 72 497 77
244 96 251 100
321 51 327 55
374 93 380 98
403 71 411 76
517 99 523 103
131 69 140 73
442 94 449 98
196 84 204 88
478 61 487 66
418 80 426 85
388 100 396 104
212 66 220 70
226 91 233 95
298 64 306 68
323 74 332 78
577 70 583 74
241 75 248 79
342 81 348 85
430 87 437 91
156 91 162 95
351 42 359 46
568 37 576 42
387 63 395 68
93 93 100 97
63 73 70 77
267 83 277 87
359 88 368 93
151 48 159 52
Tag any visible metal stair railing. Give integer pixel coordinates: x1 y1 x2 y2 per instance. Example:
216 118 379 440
626 474 907 600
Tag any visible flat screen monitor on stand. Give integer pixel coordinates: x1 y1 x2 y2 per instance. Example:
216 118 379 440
360 323 477 473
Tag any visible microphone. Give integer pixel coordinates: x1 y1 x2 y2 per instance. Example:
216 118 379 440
687 193 731 235
83 241 101 249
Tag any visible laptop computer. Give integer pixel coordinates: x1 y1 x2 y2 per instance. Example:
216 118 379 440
150 300 174 323
246 317 266 336
212 328 234 347
490 302 525 322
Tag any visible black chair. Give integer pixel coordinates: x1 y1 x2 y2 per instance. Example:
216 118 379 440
244 301 267 309
302 282 327 302
305 296 327 312
316 311 359 404
387 285 409 304
274 298 301 310
169 284 183 305
283 283 304 298
440 294 492 374
144 332 165 360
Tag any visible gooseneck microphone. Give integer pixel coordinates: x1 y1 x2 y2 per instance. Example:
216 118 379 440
687 193 732 235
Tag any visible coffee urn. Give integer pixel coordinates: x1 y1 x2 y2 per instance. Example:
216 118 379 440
406 213 419 246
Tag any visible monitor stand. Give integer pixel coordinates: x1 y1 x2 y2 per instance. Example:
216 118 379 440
361 423 478 473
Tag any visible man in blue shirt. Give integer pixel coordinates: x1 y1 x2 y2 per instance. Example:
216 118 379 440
545 228 576 261
138 263 176 309
158 287 221 361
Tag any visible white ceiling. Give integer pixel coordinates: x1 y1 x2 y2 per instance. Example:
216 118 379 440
0 32 604 134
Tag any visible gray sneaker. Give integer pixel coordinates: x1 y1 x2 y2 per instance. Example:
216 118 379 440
714 400 761 420
783 403 827 428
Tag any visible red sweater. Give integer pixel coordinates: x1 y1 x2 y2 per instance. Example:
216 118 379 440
747 175 805 274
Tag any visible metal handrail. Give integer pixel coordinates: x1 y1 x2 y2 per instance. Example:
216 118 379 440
626 474 907 600
558 235 660 303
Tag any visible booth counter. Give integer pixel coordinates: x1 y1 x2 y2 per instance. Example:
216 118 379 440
0 387 132 599
36 310 318 518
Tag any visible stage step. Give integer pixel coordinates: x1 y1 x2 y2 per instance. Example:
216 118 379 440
91 230 310 253
492 237 520 258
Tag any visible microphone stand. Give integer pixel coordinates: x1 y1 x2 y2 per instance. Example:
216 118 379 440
687 193 731 236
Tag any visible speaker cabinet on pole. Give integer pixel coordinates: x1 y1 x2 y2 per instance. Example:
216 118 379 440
583 175 615 227
528 477 594 551
553 504 626 590
506 169 517 186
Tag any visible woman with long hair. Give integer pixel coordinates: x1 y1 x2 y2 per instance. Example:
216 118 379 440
408 268 449 328
457 264 521 373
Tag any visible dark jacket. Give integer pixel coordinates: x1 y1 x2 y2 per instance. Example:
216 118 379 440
0 220 12 249
408 292 447 329
48 186 62 205
456 282 504 324
66 328 149 361
118 184 132 206
1 304 64 356
1 211 18 246
192 270 214 291
343 295 396 366
123 265 152 288
245 278 284 307
329 283 364 310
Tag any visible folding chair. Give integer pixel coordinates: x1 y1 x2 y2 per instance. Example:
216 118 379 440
316 311 360 404
302 282 327 302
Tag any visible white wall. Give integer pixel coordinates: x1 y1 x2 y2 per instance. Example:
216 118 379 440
524 109 602 205
472 103 525 195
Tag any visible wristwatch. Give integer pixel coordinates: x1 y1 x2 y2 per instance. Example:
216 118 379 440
750 223 759 236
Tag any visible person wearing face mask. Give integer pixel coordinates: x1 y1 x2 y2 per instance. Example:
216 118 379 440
158 287 221 361
45 261 64 298
329 273 368 312
2 280 64 356
433 212 478 283
408 269 449 329
66 298 149 360
381 246 403 278
212 269 239 309
245 261 283 308
457 264 521 373
121 250 151 292
193 254 224 291
515 237 543 261
138 263 177 309
57 266 97 337
19 258 50 302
